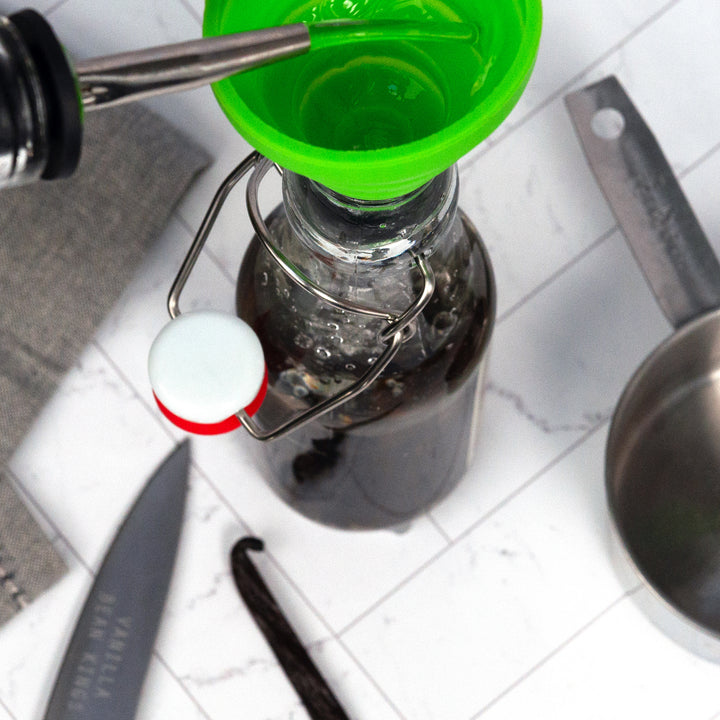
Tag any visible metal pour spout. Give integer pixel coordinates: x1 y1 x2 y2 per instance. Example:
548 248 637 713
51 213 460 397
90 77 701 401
0 8 310 189
76 23 311 111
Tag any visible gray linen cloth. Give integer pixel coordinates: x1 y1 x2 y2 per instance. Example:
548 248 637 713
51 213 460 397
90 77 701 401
0 104 209 626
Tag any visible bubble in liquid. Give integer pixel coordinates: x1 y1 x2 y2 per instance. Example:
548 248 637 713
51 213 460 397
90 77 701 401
294 333 314 349
278 369 311 398
316 346 332 359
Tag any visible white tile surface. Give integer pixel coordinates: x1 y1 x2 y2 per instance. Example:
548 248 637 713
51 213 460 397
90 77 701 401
0 0 61 13
478 590 720 720
0 571 89 719
512 0 679 117
430 228 670 538
341 430 628 720
8 343 176 569
93 215 238 408
458 97 618 317
191 432 451 633
4 1 720 719
571 0 720 176
47 0 199 58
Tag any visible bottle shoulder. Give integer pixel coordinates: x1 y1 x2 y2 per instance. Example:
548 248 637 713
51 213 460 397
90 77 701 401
237 207 494 403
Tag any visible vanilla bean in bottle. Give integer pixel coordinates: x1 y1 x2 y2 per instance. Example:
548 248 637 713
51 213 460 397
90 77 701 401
237 166 495 529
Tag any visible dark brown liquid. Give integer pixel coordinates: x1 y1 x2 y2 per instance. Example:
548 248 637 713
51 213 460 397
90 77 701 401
237 212 494 529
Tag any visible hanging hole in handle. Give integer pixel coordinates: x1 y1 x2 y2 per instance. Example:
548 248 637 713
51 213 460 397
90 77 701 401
591 107 626 140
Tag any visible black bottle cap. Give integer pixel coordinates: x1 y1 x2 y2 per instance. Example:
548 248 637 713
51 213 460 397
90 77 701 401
9 9 82 179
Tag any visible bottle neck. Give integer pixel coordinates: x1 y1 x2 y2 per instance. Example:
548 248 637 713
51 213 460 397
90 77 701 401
282 166 459 264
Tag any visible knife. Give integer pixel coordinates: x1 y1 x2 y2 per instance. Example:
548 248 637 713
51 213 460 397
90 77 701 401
42 440 191 720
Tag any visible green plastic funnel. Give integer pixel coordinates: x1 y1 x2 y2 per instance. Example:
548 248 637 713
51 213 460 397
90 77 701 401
204 0 542 200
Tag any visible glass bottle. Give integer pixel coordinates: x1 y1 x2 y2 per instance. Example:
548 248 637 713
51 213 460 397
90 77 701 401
236 164 495 530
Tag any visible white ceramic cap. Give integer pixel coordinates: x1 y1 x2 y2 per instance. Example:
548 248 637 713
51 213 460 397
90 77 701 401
148 311 266 433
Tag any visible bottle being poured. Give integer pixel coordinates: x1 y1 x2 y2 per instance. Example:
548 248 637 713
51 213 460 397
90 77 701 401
0 8 479 189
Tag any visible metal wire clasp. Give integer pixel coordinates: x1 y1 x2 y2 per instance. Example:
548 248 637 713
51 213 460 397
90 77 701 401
167 151 435 441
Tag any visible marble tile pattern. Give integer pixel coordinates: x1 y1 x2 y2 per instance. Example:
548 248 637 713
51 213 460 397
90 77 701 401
2 0 720 718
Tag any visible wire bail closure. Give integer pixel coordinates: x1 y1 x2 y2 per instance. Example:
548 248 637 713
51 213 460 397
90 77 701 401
167 150 435 441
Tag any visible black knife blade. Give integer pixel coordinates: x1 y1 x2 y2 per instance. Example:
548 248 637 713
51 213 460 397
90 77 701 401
42 440 190 720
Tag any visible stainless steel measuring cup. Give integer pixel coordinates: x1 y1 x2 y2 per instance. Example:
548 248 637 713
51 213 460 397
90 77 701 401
566 76 720 660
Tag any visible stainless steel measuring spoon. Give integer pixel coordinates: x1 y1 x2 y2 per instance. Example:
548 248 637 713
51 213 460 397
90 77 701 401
567 75 720 660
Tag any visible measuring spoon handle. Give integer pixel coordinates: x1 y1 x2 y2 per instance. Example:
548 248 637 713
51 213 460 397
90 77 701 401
565 75 720 329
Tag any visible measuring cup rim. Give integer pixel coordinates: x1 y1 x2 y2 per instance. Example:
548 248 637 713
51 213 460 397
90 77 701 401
605 305 720 643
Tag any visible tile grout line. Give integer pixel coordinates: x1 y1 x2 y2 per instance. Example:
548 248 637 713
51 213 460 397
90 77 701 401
4 467 88 572
5 449 217 720
677 136 720 181
88 338 392 714
177 0 202 25
336 541 456 638
85 342 418 720
492 91 720 328
44 0 72 17
331 637 410 720
11 1 708 717
440 418 608 548
338 418 609 638
426 513 454 545
461 0 683 175
496 226 618 325
174 210 238 286
153 653 215 720
468 583 644 719
0 694 16 720
6 334 235 720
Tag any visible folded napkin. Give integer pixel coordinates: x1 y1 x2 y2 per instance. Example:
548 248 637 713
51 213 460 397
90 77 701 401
0 103 209 626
